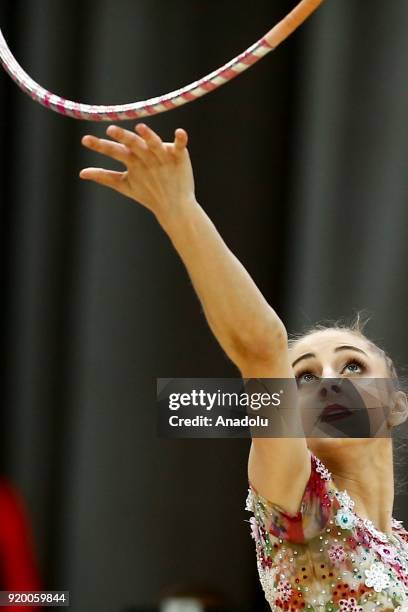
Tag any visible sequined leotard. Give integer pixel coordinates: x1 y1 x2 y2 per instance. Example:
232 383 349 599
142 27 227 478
245 450 408 611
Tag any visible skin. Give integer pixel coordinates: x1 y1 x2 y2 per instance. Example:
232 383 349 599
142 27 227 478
80 124 408 537
288 328 408 535
80 123 284 364
80 123 194 220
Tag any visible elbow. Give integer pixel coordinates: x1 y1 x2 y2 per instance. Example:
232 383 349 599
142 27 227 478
253 320 288 361
230 319 288 364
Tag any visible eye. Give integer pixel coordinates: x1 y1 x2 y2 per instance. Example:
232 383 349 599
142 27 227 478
295 371 317 385
343 358 366 375
295 357 367 384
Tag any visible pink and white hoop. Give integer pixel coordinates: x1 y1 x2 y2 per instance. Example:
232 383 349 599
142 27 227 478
0 0 323 121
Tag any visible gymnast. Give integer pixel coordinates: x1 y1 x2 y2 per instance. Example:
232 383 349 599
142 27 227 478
79 123 408 611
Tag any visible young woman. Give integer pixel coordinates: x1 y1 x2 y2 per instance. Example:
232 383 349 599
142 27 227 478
80 124 408 611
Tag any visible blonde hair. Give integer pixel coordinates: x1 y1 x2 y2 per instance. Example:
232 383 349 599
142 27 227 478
288 309 398 380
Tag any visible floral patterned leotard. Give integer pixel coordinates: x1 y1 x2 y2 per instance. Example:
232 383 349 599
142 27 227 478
245 450 408 611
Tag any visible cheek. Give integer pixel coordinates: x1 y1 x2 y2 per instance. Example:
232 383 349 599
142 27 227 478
356 378 393 408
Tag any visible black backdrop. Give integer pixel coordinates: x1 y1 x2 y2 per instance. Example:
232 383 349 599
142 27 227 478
0 1 407 611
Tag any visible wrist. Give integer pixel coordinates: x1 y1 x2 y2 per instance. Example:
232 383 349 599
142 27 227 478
155 195 200 233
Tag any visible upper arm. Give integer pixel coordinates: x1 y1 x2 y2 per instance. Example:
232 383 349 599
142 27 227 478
239 332 311 516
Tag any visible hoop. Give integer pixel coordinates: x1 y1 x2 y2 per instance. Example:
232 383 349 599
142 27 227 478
0 0 323 121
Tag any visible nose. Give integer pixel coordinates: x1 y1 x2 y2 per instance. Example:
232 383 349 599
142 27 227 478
318 378 342 399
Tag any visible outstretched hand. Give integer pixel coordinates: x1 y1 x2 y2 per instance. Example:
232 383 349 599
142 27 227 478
79 123 196 218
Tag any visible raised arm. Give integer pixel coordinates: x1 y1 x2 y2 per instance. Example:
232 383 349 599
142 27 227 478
80 123 285 370
80 123 310 514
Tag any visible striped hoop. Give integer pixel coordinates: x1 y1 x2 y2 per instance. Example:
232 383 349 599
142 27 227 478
0 0 323 121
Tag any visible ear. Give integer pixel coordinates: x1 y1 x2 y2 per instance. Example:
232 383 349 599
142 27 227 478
387 391 408 428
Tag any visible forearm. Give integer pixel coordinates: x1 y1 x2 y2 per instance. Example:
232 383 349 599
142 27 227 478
79 123 287 364
156 197 286 364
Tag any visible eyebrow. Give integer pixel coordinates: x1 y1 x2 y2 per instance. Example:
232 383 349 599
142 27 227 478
291 345 368 369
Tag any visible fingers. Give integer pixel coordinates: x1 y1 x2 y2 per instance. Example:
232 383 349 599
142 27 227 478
79 167 129 194
107 123 187 161
134 123 166 161
81 124 189 183
174 128 188 153
81 135 132 165
106 124 162 163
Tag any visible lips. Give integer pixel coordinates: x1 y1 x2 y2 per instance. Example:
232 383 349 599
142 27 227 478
320 403 352 422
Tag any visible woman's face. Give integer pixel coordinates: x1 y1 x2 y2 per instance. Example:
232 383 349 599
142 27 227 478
287 329 402 447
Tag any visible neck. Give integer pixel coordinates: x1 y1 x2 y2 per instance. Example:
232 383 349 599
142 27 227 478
312 438 395 535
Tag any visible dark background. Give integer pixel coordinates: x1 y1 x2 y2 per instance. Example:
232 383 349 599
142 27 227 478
0 1 407 611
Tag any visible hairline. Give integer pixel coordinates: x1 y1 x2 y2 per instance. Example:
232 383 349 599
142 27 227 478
288 327 395 378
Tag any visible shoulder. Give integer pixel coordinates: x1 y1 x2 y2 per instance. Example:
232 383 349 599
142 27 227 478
246 451 338 544
247 438 312 516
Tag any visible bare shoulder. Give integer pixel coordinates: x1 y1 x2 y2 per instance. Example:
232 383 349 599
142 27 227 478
240 332 311 515
247 440 311 515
